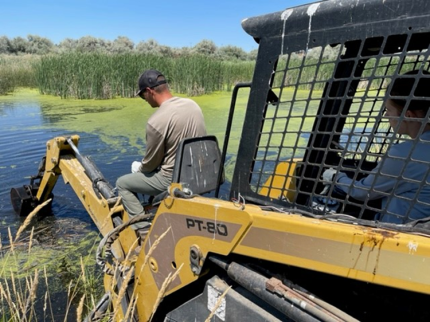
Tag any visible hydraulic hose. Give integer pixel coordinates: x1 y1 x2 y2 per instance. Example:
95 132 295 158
209 256 319 322
66 138 116 202
96 213 152 275
209 256 358 322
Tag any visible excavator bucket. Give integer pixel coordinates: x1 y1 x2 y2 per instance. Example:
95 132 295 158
10 185 39 217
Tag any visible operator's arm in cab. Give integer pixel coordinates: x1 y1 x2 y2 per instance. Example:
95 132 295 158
323 70 430 224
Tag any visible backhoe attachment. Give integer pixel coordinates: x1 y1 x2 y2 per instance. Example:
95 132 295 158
10 135 116 217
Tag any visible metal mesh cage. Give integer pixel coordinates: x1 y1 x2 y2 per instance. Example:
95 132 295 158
239 25 430 224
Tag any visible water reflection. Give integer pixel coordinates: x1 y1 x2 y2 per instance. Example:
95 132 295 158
0 99 140 243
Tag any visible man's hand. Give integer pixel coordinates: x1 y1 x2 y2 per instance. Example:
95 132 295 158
321 168 337 183
320 168 337 195
131 161 142 173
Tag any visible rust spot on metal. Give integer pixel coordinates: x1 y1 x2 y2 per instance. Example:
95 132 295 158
373 229 398 239
372 236 386 275
356 228 394 275
354 226 399 239
366 236 379 251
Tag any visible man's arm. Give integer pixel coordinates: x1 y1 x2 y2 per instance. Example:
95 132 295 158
140 123 165 173
335 145 407 200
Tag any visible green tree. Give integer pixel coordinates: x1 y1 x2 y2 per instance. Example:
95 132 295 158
135 39 160 54
247 49 258 61
110 36 134 54
76 36 108 53
217 45 247 61
135 39 172 56
58 38 78 53
9 36 28 54
0 36 11 54
171 47 191 57
27 35 54 55
193 39 217 56
158 45 174 57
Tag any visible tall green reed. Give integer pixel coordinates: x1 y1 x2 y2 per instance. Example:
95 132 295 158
0 55 38 95
1 53 416 99
33 53 255 99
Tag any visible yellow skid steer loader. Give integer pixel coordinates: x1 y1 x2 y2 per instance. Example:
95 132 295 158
11 0 430 320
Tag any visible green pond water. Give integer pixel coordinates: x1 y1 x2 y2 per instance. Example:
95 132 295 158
0 88 249 320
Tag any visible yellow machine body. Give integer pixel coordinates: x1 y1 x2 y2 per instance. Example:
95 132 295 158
12 0 430 320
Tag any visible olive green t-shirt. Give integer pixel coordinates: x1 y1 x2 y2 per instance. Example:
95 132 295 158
140 96 207 177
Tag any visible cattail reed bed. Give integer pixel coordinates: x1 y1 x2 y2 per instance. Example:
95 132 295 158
1 51 401 99
33 53 256 99
0 55 39 95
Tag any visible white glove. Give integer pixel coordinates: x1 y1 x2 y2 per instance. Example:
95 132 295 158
131 161 142 173
320 185 330 195
320 168 337 195
321 168 337 183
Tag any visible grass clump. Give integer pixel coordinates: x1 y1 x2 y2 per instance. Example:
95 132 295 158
0 201 106 321
0 55 39 95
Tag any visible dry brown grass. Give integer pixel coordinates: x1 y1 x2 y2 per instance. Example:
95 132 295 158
0 199 184 321
0 199 105 321
205 286 232 322
14 199 52 243
149 263 184 322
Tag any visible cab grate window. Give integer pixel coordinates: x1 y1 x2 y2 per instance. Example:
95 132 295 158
252 31 430 223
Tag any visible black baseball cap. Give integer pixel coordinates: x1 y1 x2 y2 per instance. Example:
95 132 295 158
135 69 167 97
